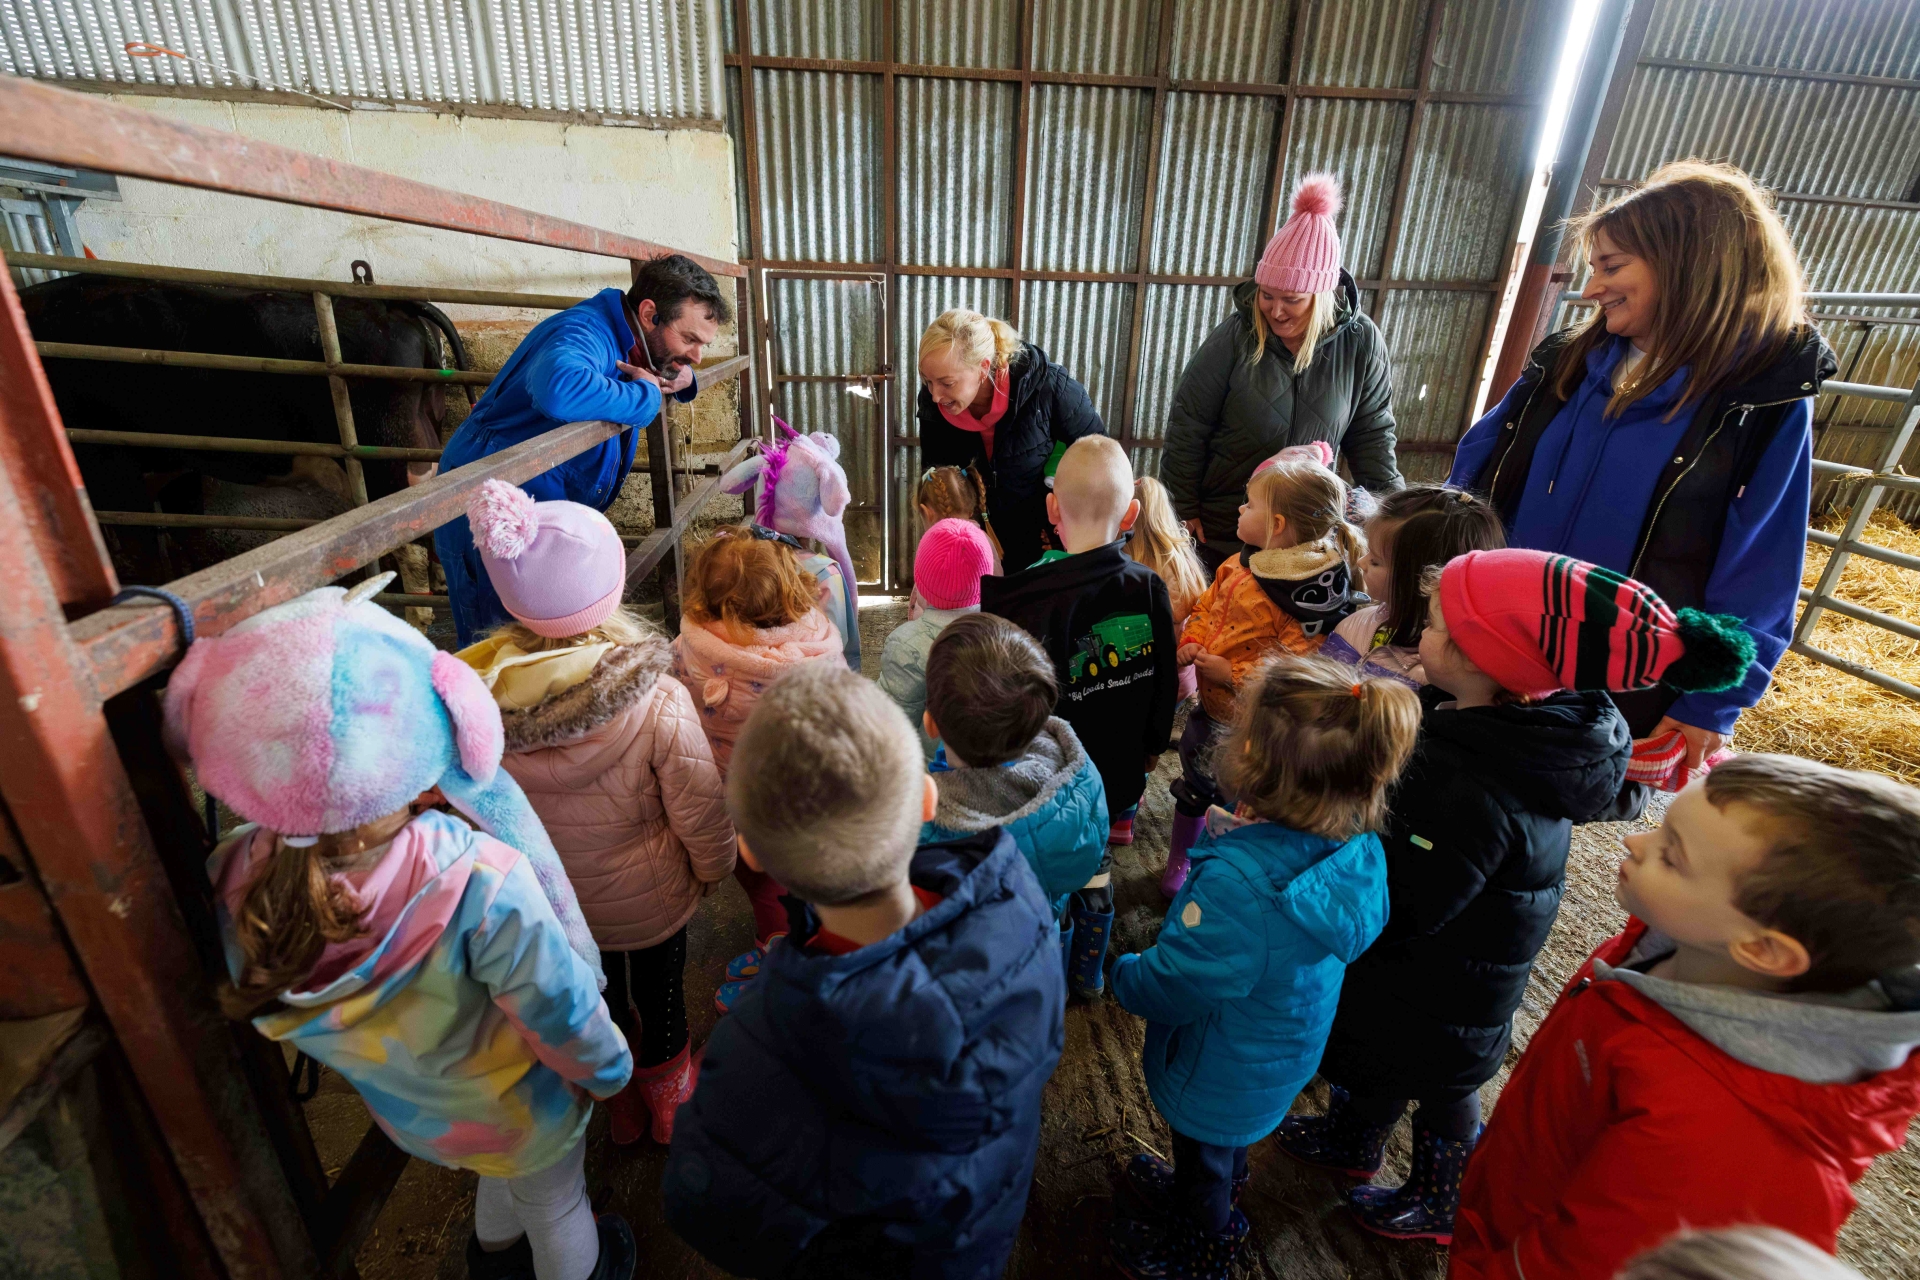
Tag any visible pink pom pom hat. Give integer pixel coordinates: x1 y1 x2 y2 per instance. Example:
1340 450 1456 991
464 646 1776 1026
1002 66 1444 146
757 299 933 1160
1256 173 1344 294
466 479 626 638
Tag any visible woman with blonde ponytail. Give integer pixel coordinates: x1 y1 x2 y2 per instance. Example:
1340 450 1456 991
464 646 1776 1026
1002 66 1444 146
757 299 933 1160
1454 160 1833 802
917 307 1106 571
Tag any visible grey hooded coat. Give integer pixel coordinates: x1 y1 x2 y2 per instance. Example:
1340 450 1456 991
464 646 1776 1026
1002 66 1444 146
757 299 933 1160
1160 273 1402 558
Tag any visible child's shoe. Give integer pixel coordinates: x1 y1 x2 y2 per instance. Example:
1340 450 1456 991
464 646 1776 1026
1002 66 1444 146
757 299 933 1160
713 979 748 1014
1272 1084 1393 1178
1110 816 1136 845
585 1212 636 1280
724 933 785 982
1066 901 1113 1000
630 1046 698 1145
1162 811 1203 898
605 1079 645 1146
1346 1120 1480 1244
464 1233 534 1280
1109 1204 1250 1280
1122 1152 1247 1210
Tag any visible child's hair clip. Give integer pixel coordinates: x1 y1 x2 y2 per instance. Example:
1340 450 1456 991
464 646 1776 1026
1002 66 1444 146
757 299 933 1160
282 834 320 848
1351 683 1364 698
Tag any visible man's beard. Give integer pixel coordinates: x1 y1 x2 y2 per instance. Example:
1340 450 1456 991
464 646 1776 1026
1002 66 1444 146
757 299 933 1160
641 324 694 374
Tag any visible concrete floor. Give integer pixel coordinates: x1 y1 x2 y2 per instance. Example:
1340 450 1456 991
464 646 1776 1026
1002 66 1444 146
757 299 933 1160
315 597 1919 1280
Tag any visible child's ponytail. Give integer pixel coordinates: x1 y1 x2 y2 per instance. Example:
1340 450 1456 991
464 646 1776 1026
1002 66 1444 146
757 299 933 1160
219 829 380 1018
1217 655 1420 839
1247 457 1363 563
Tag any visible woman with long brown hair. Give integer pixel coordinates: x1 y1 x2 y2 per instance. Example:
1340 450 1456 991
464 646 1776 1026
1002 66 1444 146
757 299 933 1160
1452 160 1835 806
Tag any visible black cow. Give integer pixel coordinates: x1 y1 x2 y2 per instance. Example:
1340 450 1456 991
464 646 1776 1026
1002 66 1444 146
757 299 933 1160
23 274 467 583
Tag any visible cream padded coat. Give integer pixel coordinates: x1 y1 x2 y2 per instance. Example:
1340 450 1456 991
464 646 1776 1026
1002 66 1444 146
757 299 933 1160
497 637 736 951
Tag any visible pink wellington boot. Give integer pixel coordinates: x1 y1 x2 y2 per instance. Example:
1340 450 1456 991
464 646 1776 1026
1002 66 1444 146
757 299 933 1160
1162 811 1204 898
632 1046 700 1145
606 1079 645 1146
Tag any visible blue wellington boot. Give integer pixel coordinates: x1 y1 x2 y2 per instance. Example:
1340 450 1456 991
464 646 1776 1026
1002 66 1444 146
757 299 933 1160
1110 1202 1249 1280
1066 901 1113 1000
1347 1120 1480 1244
1273 1084 1394 1179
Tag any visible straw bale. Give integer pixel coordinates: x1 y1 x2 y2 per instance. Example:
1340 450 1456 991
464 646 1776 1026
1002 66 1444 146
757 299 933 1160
1734 510 1920 783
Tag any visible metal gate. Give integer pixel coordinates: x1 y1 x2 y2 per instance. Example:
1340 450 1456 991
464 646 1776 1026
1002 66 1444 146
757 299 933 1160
723 0 1574 585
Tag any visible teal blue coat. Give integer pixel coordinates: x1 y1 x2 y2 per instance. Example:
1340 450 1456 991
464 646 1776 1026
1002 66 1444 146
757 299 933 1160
1112 814 1388 1147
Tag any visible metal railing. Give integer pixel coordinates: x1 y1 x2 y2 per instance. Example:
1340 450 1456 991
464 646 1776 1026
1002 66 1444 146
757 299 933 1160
1555 289 1920 702
5 247 748 617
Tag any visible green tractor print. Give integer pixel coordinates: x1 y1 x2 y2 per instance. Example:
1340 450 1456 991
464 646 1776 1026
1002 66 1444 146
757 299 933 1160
1067 613 1155 683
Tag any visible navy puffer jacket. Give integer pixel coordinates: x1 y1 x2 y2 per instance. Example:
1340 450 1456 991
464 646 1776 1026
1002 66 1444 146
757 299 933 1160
1318 687 1631 1099
663 829 1066 1280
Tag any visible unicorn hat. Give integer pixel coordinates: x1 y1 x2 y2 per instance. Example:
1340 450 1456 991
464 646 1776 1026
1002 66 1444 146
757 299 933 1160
721 416 859 639
162 575 601 979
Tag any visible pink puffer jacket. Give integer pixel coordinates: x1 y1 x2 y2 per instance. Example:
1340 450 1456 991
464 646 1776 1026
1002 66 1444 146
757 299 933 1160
670 609 848 776
497 637 736 951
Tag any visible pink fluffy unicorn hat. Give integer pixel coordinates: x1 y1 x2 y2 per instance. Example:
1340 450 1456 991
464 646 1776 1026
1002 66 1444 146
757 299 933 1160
720 415 859 638
162 574 600 978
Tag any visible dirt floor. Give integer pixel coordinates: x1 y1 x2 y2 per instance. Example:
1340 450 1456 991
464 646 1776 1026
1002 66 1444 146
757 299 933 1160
313 597 1920 1280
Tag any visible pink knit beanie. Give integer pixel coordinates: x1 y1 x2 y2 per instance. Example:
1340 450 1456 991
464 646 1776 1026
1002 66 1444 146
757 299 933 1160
467 480 626 637
1255 174 1343 293
915 518 995 611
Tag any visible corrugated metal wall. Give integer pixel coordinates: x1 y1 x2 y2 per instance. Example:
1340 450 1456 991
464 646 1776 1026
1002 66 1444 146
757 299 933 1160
728 0 1568 584
1551 0 1920 518
2 0 726 122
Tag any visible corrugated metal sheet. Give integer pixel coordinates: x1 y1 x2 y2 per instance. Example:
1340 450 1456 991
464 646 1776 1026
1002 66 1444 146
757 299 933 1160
1 0 725 121
747 0 876 60
726 65 749 253
1293 0 1424 89
1022 84 1153 273
754 69 881 262
896 0 1019 69
1022 280 1134 428
1148 93 1277 276
1032 0 1159 77
1167 0 1287 84
1374 289 1495 444
1604 69 1920 201
768 274 883 376
1640 0 1920 78
897 76 1017 269
1279 98 1411 280
1780 200 1920 298
892 273 1010 582
1390 104 1533 280
1130 284 1235 457
1429 0 1565 94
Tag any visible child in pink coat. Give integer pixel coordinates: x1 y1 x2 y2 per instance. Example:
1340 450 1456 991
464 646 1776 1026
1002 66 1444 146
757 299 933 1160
670 524 849 1009
457 480 735 1147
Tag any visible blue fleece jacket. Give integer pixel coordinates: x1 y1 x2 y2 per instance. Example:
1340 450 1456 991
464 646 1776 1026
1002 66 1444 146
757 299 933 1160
1112 810 1388 1149
1449 338 1810 733
435 289 698 644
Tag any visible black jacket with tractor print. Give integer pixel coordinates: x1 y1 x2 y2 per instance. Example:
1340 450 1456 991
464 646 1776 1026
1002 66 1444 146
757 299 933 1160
981 540 1177 816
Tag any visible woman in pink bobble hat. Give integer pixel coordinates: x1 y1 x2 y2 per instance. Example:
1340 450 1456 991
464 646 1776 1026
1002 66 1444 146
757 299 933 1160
1162 173 1404 574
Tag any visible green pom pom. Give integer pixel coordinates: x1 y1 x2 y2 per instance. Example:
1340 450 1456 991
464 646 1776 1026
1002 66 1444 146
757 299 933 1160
1664 609 1756 694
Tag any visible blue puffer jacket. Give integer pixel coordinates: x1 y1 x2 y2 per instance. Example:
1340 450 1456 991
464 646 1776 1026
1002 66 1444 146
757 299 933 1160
663 829 1065 1280
921 717 1108 917
1112 811 1389 1148
435 289 697 644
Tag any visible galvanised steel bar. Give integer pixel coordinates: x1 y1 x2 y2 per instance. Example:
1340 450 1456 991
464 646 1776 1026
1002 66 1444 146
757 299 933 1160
1791 641 1920 702
1797 587 1920 645
625 437 756 584
34 339 495 384
0 78 743 279
313 292 369 507
2 251 589 311
66 429 443 461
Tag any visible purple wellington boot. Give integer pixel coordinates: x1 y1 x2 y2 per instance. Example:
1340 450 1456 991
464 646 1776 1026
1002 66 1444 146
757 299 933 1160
1162 811 1203 898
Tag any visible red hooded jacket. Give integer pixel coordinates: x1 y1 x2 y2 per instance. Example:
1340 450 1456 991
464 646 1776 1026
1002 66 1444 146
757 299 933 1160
1451 919 1920 1280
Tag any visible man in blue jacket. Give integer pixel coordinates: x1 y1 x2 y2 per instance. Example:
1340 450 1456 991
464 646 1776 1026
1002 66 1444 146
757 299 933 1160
436 253 729 643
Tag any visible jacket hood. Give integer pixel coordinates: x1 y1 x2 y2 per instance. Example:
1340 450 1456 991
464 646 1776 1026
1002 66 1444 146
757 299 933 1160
750 828 1057 1147
1420 687 1630 823
929 718 1089 834
1247 536 1356 638
210 810 481 1014
1599 926 1920 1086
1526 323 1837 407
1198 811 1386 964
493 637 672 753
1231 271 1360 348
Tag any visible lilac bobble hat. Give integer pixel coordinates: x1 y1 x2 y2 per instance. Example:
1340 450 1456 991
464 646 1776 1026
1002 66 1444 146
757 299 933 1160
1255 173 1343 294
467 479 626 637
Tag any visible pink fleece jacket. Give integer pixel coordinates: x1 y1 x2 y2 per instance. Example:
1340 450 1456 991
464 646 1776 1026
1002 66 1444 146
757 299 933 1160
669 608 848 775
